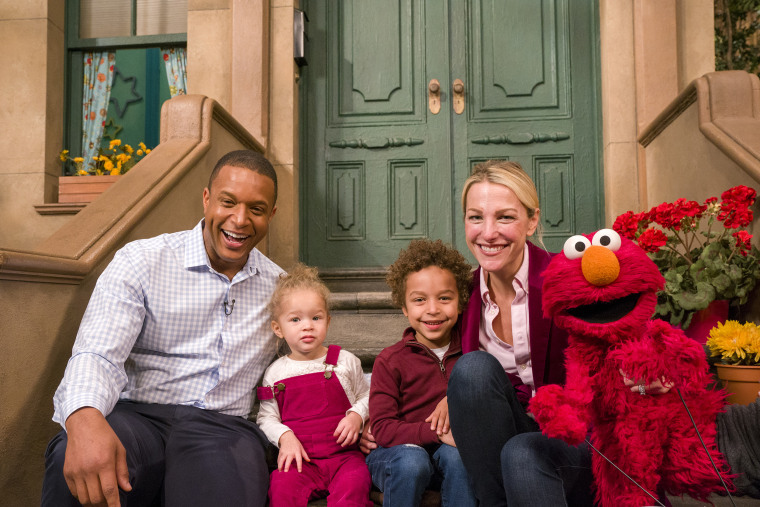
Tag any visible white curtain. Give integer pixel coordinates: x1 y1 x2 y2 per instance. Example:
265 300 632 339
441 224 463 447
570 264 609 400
161 47 187 97
82 51 116 169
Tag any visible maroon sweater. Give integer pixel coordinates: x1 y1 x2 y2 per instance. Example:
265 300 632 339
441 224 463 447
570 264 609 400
369 327 462 448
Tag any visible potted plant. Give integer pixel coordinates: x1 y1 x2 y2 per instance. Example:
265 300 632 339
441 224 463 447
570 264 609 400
58 139 151 203
612 185 760 339
706 320 760 405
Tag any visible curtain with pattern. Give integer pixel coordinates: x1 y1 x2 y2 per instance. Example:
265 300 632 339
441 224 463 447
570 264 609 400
161 47 187 97
82 51 116 169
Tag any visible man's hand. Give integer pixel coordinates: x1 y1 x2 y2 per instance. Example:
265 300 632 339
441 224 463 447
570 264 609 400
359 424 377 455
277 430 310 473
63 407 131 507
333 412 363 447
425 396 450 436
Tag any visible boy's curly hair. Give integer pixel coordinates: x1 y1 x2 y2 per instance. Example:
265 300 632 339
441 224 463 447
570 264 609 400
268 263 331 319
386 239 473 312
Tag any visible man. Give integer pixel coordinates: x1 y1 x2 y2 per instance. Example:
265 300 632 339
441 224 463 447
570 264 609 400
42 150 283 506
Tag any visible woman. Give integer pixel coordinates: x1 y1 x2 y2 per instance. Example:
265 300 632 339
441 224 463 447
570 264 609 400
447 160 595 506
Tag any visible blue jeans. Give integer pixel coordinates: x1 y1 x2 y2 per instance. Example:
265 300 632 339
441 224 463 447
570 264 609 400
502 432 594 506
365 443 476 507
448 351 594 507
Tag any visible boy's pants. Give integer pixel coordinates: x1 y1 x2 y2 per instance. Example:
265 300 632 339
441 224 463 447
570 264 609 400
365 443 477 507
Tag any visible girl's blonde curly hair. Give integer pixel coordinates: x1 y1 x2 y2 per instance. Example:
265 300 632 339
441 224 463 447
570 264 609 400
268 263 331 320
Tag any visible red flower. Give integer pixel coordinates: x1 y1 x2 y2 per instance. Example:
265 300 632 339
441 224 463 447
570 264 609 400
705 197 718 204
673 198 705 219
719 206 754 229
613 211 638 239
733 230 752 256
721 185 757 208
164 53 170 61
649 202 683 230
636 229 668 253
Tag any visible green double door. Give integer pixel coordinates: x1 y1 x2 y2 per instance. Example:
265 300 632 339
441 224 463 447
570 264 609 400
301 0 602 268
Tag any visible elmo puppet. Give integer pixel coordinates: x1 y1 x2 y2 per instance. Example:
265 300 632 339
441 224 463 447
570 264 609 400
529 229 732 507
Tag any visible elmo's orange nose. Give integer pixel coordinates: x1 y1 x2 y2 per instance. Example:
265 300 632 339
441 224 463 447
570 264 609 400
581 245 620 286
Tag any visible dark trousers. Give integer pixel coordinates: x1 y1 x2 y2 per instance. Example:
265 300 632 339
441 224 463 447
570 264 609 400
448 351 594 507
42 401 270 507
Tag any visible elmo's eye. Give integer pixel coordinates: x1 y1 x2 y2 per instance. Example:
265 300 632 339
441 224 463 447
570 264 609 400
563 235 591 259
591 229 622 252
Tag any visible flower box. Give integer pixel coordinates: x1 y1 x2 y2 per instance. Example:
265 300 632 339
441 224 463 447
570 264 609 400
58 175 121 203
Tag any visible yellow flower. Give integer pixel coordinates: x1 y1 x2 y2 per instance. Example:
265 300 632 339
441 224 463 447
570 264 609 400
77 169 89 175
109 139 121 149
59 150 69 162
73 157 84 163
123 144 134 154
707 320 760 365
139 142 147 151
104 159 114 171
136 149 144 156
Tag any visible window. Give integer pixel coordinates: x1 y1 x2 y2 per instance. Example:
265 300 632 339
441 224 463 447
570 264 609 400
63 0 187 174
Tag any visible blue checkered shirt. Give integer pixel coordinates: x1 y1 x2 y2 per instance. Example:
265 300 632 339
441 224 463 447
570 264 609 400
53 220 284 429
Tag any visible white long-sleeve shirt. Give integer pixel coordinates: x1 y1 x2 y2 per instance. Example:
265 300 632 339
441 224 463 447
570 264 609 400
256 349 370 446
53 220 284 429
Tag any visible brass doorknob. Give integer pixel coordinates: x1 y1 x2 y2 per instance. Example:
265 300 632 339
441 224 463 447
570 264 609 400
453 79 465 114
428 79 441 114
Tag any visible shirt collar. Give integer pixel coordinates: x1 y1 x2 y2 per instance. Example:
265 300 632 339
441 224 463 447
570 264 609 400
479 243 531 304
184 219 260 278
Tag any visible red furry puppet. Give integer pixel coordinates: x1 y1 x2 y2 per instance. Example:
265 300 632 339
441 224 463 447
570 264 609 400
529 229 733 507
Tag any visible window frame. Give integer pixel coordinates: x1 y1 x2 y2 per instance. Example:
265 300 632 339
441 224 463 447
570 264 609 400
63 0 187 165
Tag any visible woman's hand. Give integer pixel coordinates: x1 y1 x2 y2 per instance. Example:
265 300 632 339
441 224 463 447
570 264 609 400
333 412 363 446
425 396 450 436
619 369 674 395
277 430 310 472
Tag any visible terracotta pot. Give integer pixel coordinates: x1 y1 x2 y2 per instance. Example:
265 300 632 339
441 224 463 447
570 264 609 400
684 299 729 344
715 364 760 405
58 174 121 203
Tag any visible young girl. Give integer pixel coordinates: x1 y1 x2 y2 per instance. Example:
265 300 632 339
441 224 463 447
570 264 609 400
256 264 373 507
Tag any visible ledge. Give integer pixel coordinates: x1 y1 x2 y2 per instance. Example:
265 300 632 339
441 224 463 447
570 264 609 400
34 203 86 215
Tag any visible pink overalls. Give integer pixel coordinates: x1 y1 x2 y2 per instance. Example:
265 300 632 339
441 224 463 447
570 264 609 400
258 345 372 507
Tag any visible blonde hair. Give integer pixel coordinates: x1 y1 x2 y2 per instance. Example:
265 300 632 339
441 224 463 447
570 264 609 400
268 263 331 320
461 160 544 247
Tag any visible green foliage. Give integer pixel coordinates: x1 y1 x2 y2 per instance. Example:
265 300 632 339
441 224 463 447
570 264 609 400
654 239 760 328
715 0 760 76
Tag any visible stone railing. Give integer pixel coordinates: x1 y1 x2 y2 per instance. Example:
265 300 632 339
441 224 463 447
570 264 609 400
0 95 265 505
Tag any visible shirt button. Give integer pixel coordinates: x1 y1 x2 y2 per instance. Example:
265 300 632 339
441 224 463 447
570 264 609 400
519 363 527 371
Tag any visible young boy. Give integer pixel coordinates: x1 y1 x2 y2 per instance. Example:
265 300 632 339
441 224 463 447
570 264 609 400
366 239 477 507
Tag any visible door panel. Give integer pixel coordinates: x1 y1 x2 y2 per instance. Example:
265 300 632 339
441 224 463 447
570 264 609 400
302 0 601 267
469 0 567 116
452 0 601 255
303 0 451 268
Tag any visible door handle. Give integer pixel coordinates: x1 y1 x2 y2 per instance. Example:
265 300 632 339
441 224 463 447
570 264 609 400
453 79 464 114
428 79 441 114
